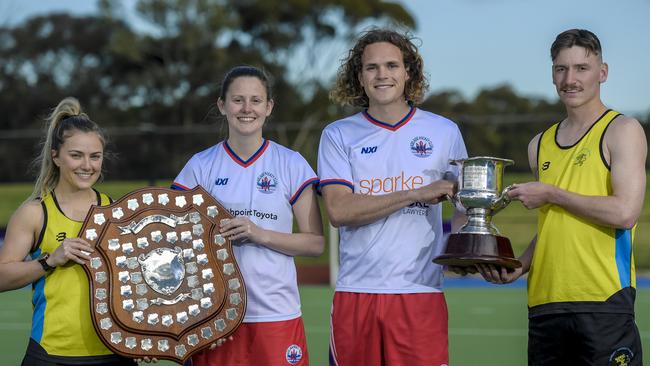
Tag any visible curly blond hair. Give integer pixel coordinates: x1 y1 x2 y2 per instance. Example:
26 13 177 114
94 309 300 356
330 28 428 107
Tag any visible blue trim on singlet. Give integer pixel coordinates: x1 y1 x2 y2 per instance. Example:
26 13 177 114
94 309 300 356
615 228 632 288
30 248 47 343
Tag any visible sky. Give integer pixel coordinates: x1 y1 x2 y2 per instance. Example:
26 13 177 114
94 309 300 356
2 0 649 116
398 0 650 116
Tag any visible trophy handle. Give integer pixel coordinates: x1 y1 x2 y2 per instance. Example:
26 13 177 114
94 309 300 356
442 170 463 210
491 184 514 214
446 193 466 212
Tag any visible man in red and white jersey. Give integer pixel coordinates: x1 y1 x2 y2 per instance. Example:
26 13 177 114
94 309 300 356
318 29 467 366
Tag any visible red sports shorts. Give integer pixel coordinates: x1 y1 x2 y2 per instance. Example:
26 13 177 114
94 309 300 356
329 292 448 366
188 317 309 366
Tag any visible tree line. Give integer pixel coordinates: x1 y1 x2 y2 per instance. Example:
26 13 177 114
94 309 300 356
1 0 647 182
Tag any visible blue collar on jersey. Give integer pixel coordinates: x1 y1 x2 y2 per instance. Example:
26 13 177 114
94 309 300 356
223 139 269 167
362 106 416 131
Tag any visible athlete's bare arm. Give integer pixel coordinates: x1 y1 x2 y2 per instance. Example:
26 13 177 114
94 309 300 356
0 201 47 291
509 117 646 228
0 200 95 292
321 179 455 228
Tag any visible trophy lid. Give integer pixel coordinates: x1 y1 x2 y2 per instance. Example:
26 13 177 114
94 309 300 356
450 156 514 166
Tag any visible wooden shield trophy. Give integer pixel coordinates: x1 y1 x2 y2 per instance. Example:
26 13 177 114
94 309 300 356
80 186 246 364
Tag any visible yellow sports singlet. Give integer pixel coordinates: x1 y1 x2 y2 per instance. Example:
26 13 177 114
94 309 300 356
29 190 114 358
528 109 636 316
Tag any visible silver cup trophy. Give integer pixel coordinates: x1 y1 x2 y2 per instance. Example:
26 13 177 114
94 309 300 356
433 156 522 269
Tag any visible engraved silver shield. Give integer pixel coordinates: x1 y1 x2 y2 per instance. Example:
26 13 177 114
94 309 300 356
138 247 185 296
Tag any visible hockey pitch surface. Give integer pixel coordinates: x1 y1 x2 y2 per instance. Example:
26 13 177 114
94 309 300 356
2 281 650 365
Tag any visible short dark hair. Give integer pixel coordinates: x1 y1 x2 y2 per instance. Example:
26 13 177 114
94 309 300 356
219 65 274 101
330 28 428 107
551 29 602 61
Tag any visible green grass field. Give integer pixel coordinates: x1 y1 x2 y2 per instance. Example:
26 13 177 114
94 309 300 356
2 174 650 268
1 177 649 364
1 285 649 365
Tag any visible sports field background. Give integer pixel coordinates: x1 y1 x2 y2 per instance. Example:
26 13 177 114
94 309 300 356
1 284 649 365
1 175 649 365
2 172 650 268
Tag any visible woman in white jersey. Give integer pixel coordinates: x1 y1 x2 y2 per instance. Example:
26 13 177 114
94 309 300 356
173 66 324 366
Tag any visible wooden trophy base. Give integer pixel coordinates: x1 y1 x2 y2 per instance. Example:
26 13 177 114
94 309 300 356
433 233 522 269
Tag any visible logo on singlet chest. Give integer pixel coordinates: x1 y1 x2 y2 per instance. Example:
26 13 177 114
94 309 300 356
574 148 591 166
56 232 67 242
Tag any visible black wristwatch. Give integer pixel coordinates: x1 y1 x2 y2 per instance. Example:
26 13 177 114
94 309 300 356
37 253 55 272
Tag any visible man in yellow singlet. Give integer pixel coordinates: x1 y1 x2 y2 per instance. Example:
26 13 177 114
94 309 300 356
478 29 647 365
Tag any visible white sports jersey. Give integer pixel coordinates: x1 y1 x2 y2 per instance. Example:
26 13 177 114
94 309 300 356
318 107 467 293
173 139 318 322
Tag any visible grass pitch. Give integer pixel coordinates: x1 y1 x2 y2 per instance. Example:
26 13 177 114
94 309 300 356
1 175 649 364
1 285 648 365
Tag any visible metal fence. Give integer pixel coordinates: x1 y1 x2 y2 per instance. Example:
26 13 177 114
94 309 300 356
2 114 648 183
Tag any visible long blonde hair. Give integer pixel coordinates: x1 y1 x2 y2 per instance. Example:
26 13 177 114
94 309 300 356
30 97 106 200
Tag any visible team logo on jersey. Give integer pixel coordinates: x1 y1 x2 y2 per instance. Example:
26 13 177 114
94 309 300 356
215 178 229 186
542 161 551 171
56 232 67 242
285 344 303 365
574 148 591 166
609 347 634 366
256 172 278 194
361 146 378 154
410 136 433 158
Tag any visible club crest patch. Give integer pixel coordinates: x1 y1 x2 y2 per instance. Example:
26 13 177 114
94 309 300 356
609 347 634 366
256 172 278 194
410 136 433 158
574 148 591 166
285 344 303 364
